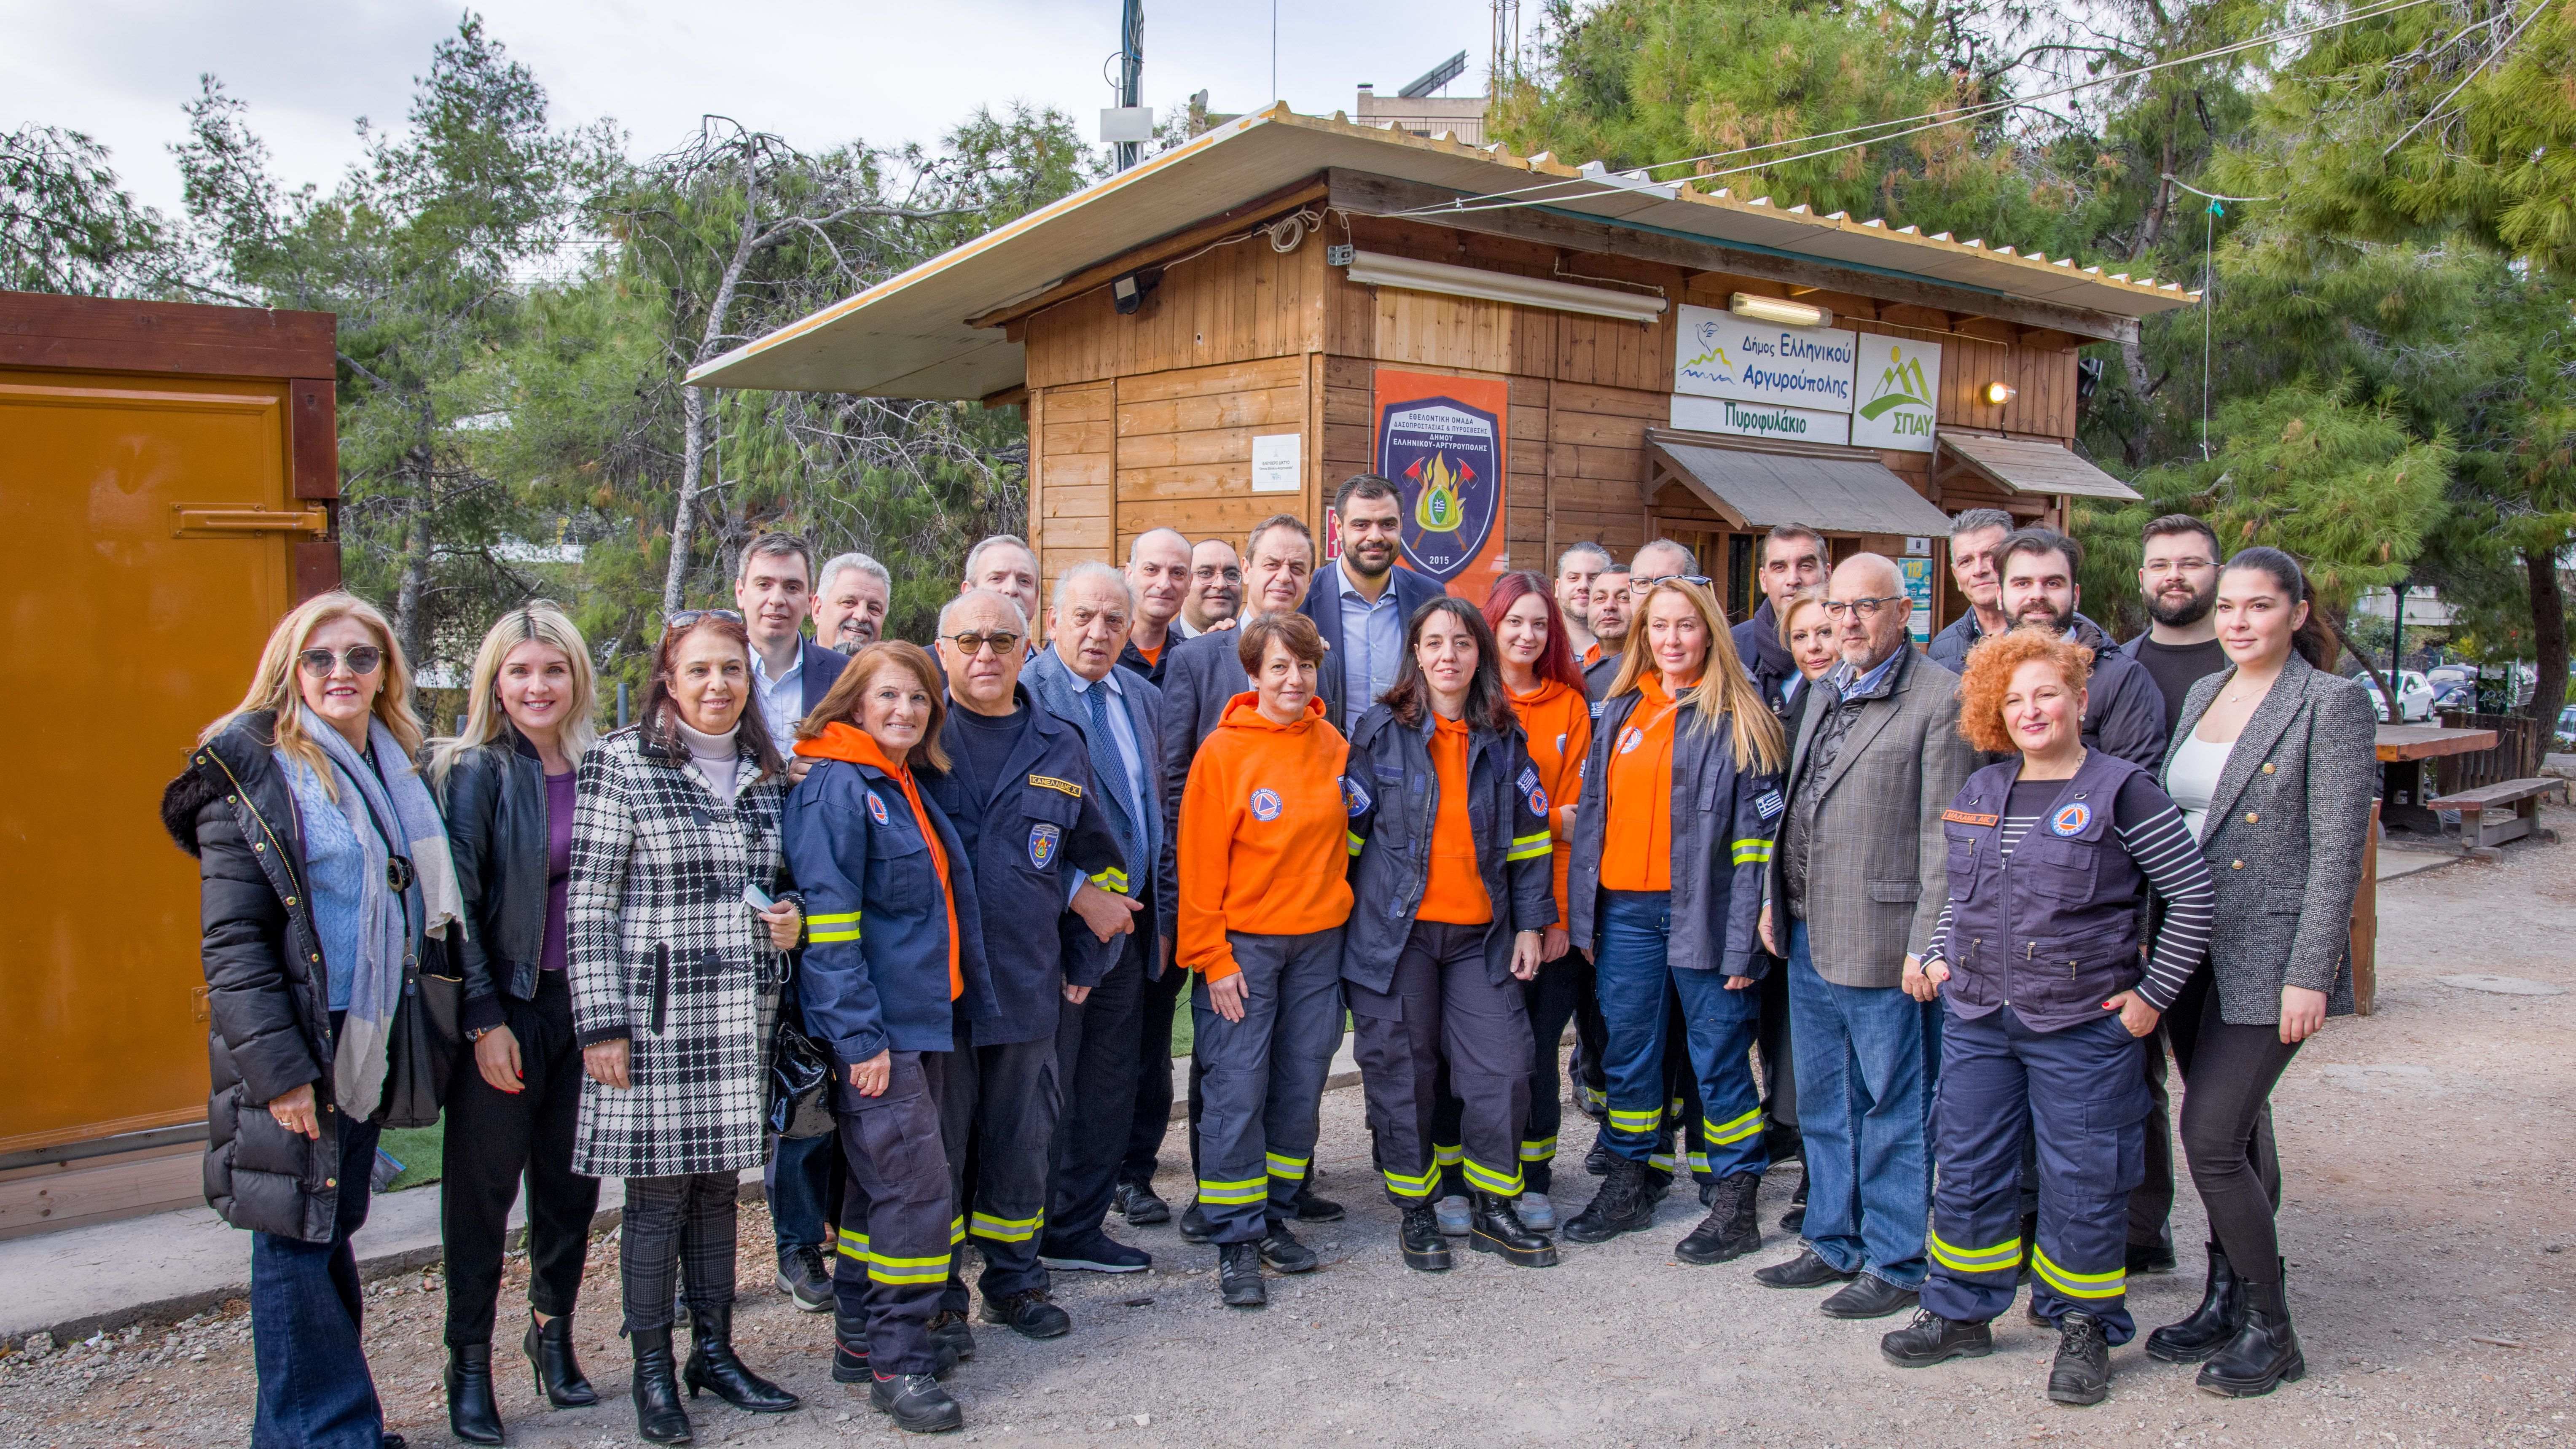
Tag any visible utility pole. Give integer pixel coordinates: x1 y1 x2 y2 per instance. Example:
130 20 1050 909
1117 0 1144 171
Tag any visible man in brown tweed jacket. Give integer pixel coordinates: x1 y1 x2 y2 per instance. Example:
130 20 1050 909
1753 554 1977 1322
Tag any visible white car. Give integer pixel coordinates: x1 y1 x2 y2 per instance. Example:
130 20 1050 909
2360 669 2436 722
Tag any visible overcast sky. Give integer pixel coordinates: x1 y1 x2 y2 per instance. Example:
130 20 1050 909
2 0 1497 217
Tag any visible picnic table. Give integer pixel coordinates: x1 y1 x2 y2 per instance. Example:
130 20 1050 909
2375 724 2498 833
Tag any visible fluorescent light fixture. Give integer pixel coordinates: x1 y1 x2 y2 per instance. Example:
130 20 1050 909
1983 381 2019 405
1343 250 1667 323
1729 293 1834 328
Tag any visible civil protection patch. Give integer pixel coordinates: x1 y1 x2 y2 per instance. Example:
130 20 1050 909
865 790 890 826
1250 787 1283 822
1340 777 1372 817
1617 727 1644 754
2050 801 2093 837
1028 821 1061 868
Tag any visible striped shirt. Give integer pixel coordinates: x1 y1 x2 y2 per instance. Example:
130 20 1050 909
1923 772 2215 1010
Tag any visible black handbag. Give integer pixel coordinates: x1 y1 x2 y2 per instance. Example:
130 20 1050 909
380 933 462 1129
767 953 836 1139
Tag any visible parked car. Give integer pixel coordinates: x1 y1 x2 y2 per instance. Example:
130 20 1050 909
2360 669 2436 722
2429 677 2478 713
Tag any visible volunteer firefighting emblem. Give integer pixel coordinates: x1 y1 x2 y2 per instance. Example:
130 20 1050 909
865 790 889 825
1340 777 1371 816
1027 821 1061 868
1249 787 1282 821
2050 801 2092 836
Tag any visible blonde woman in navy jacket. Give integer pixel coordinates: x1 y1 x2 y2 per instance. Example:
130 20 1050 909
1343 597 1558 1273
1560 579 1787 1262
784 641 1000 1436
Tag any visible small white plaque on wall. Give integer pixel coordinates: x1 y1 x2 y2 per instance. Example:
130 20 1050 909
1250 433 1302 493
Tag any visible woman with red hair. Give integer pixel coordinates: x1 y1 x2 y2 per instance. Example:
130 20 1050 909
1482 570 1593 1230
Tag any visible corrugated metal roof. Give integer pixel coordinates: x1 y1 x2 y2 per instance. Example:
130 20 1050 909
1648 435 1957 537
692 105 2199 401
1939 431 2143 501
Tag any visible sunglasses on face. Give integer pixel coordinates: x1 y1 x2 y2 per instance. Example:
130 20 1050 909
942 631 1023 658
298 645 384 677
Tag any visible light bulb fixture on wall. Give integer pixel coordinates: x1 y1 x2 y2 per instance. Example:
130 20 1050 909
1728 292 1833 329
1983 381 2018 405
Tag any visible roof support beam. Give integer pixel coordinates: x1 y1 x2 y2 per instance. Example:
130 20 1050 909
1325 169 2141 346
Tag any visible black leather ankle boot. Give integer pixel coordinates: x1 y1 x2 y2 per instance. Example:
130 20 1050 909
630 1327 693 1444
680 1302 800 1413
524 1312 598 1407
445 1342 502 1445
2148 1243 2243 1364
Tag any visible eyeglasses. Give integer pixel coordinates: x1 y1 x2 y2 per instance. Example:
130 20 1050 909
1821 596 1908 619
298 645 384 677
941 631 1023 657
1636 573 1713 590
663 609 743 632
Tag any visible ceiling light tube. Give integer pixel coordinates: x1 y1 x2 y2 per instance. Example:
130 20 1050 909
1729 292 1834 328
1343 250 1668 323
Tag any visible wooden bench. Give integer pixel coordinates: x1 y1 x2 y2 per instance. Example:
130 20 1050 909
2426 776 2569 850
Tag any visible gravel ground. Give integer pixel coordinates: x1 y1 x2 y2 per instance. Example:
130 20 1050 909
5 810 2570 1448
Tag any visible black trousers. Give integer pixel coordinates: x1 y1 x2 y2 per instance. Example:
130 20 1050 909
2170 968 2298 1283
1352 921 1533 1202
2125 1019 2176 1248
1758 955 1800 1143
621 1172 739 1334
833 1053 953 1376
1519 947 1592 1194
440 971 600 1345
1047 929 1147 1246
935 1035 1061 1307
1121 956 1190 1187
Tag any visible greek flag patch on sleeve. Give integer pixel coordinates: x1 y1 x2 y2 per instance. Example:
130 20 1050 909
1755 789 1785 822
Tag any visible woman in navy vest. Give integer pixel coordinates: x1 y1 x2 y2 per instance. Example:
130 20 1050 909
1881 626 2216 1408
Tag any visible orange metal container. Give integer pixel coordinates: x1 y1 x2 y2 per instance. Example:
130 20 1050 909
0 293 338 1164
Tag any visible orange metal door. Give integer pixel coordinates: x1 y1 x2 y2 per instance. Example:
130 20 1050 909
0 371 316 1153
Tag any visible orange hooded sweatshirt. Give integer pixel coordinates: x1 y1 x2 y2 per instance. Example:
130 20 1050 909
1507 677 1592 925
795 722 962 998
1175 692 1354 981
1598 671 1698 894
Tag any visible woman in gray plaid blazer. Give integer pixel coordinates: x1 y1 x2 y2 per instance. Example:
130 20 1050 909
569 613 807 1441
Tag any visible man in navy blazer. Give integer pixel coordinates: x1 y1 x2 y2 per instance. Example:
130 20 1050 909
733 531 854 1309
1024 562 1172 1274
1300 474 1449 732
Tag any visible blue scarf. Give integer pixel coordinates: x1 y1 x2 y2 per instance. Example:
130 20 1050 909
289 708 462 1119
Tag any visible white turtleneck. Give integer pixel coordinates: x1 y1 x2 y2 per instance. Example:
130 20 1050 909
675 718 744 805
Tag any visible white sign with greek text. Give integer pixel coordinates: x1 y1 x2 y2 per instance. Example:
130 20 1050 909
1669 393 1851 446
1673 304 1859 411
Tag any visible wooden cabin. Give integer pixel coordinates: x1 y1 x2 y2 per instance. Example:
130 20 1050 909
697 106 2193 636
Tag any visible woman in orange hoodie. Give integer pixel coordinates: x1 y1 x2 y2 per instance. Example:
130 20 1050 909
1484 570 1594 1231
1174 611 1354 1309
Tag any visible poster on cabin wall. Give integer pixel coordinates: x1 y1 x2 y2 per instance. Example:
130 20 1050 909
1850 333 1942 453
1372 369 1510 604
1673 303 1859 411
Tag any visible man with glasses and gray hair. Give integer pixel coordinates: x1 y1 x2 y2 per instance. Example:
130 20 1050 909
1753 553 1975 1323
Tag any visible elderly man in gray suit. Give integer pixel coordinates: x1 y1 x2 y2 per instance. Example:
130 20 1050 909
1753 553 1977 1320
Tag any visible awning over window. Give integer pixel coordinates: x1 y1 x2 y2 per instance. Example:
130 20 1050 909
1937 431 2142 501
1646 430 1954 537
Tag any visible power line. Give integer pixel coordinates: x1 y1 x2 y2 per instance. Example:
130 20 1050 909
1384 0 2448 222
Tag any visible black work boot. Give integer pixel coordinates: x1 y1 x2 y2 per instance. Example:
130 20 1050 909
1397 1201 1452 1272
1292 1180 1346 1223
833 1318 959 1384
2197 1271 2305 1398
1675 1172 1762 1265
445 1342 503 1445
1115 1180 1171 1226
680 1302 800 1413
978 1288 1072 1339
1780 1175 1807 1232
928 1309 978 1363
1562 1157 1656 1244
1218 1242 1267 1307
1468 1190 1560 1267
1584 1129 1617 1176
869 1372 964 1433
2147 1243 2243 1363
629 1326 693 1445
1259 1221 1320 1273
1179 1200 1214 1244
1879 1308 1995 1368
2048 1309 2113 1406
524 1312 598 1407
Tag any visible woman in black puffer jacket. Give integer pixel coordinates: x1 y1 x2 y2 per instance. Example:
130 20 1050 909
161 591 457 1449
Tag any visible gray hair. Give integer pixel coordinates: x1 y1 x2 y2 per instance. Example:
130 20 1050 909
938 586 1029 635
1556 542 1612 574
1633 538 1700 575
1128 527 1190 565
819 551 891 596
1948 507 2014 540
1053 560 1135 614
963 533 1037 583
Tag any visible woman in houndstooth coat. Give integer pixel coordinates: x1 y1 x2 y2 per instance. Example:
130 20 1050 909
567 612 806 1440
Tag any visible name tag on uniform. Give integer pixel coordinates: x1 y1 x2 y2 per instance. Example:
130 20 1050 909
1029 774 1083 798
1942 809 1999 826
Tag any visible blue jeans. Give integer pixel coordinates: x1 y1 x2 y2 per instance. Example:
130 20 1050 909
1595 892 1767 1179
252 1113 384 1449
767 1129 842 1252
1785 921 1937 1288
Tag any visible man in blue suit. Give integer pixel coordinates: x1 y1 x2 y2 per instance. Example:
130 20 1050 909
1026 562 1173 1274
733 531 852 1310
1303 473 1448 732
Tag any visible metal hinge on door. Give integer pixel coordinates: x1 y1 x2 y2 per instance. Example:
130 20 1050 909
171 503 330 538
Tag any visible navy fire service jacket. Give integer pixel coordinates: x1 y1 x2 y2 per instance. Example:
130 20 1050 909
1936 748 2149 1033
